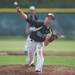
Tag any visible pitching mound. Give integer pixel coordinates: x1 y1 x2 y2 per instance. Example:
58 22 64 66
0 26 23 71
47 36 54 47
0 65 75 75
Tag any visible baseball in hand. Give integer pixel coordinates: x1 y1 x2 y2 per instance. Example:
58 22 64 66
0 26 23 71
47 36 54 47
14 1 18 6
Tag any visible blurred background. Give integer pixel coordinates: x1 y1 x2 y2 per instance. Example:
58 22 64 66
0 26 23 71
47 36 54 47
0 0 75 38
0 0 75 51
0 0 75 8
0 0 75 66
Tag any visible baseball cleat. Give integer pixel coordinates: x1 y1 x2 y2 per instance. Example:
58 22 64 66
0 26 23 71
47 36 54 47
30 63 35 67
35 70 41 75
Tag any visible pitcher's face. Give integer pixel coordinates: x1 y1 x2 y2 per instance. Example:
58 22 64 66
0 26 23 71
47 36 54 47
44 16 53 27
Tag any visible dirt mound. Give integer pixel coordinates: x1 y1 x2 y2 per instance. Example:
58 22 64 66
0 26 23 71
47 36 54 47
0 64 75 75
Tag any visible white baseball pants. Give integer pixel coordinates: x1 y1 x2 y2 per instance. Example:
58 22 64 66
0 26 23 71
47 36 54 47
25 36 44 72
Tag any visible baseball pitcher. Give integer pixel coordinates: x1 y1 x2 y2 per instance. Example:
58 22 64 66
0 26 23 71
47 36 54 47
16 6 57 74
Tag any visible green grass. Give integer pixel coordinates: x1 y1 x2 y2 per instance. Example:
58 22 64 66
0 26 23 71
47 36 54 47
0 37 75 67
45 40 75 51
0 56 25 65
0 37 75 51
0 56 75 67
44 56 75 67
0 36 24 51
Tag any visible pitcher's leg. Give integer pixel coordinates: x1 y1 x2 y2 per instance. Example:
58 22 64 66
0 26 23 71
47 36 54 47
24 36 30 64
27 40 36 66
35 43 44 72
24 36 35 65
28 48 35 65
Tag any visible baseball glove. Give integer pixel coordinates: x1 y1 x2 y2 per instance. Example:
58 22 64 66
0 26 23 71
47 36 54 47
48 34 58 42
44 34 58 46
